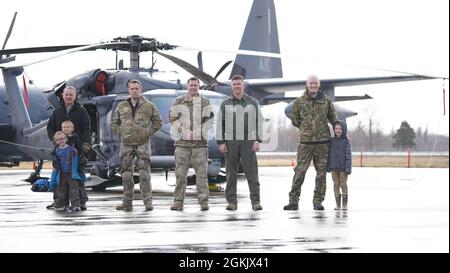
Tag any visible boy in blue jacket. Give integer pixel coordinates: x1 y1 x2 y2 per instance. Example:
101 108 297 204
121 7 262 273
327 120 352 210
47 121 88 210
50 131 83 211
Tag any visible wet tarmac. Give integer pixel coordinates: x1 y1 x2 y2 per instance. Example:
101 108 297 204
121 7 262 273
0 167 448 253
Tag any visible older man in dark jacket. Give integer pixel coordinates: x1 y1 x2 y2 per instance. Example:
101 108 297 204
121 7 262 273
46 86 91 210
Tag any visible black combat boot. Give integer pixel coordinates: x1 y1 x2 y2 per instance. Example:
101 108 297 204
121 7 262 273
313 202 324 210
283 203 298 210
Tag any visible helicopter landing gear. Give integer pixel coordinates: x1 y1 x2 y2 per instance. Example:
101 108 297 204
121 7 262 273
24 160 44 183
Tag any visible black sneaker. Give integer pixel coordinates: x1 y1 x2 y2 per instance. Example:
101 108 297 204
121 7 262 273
283 203 298 210
46 202 55 209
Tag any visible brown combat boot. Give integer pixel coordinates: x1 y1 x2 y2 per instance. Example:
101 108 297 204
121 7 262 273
170 202 183 211
334 194 342 210
200 203 209 211
144 199 153 211
252 202 263 211
116 203 133 211
226 203 237 210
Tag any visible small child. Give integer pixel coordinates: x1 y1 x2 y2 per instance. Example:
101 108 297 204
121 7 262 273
327 120 352 210
61 120 88 210
47 121 88 210
50 131 82 211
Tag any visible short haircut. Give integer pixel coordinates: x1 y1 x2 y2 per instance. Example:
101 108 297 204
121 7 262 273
63 86 77 93
53 131 67 140
231 74 244 81
127 79 143 89
61 120 74 129
187 77 200 84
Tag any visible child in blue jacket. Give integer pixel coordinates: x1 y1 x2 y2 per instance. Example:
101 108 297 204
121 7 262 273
49 131 84 211
327 120 352 210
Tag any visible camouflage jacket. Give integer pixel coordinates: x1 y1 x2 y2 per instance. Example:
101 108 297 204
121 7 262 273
216 93 264 144
291 91 336 143
111 96 163 145
169 94 214 147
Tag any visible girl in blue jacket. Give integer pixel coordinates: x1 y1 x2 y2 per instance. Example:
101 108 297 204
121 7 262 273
327 120 352 210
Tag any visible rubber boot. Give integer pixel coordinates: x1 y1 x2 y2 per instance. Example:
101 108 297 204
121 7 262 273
342 195 348 210
334 194 341 210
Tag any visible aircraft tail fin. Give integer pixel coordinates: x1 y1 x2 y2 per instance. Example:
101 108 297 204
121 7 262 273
2 67 32 136
230 0 283 79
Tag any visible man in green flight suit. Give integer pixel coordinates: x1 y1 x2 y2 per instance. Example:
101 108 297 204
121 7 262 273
216 74 265 211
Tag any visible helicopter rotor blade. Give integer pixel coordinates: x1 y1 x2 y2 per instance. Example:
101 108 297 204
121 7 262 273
0 43 112 68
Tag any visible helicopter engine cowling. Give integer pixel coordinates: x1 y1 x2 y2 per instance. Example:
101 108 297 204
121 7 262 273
64 69 115 99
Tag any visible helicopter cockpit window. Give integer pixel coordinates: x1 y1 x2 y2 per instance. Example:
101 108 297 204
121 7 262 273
146 96 173 123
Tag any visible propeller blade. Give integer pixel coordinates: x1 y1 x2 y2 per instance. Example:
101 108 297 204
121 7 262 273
2 12 18 51
178 46 448 79
197 51 203 71
155 51 217 84
214 60 233 79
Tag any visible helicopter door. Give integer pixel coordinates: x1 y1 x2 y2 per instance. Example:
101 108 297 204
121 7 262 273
81 103 99 160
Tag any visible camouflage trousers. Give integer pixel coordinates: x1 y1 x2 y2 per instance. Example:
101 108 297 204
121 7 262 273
289 143 329 205
120 143 152 206
225 140 260 204
332 171 348 195
174 146 209 205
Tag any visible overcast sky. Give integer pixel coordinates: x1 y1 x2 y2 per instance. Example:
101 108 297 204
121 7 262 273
1 0 449 136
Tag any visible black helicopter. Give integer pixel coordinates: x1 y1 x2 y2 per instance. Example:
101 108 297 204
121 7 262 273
1 0 438 190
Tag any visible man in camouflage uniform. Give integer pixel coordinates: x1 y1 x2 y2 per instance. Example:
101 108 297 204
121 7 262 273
284 75 336 211
216 74 264 211
169 77 214 211
111 79 163 211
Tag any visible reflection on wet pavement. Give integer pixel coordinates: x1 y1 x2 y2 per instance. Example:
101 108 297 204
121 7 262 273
0 167 448 252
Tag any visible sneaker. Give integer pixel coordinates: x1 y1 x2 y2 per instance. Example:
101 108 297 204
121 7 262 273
252 202 263 211
200 203 209 211
80 204 87 211
46 202 55 210
116 204 133 211
283 203 298 210
226 203 237 211
170 203 183 211
313 203 325 211
54 206 66 211
71 207 81 212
